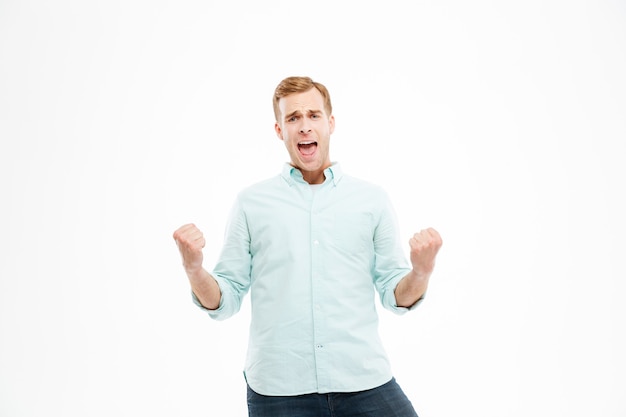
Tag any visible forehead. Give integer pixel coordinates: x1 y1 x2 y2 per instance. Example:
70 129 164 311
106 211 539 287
278 88 326 115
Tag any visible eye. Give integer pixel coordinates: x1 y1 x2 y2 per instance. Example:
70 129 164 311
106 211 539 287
287 116 298 122
311 113 320 119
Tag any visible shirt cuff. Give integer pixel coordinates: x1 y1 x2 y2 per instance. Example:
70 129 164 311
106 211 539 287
190 279 238 321
383 273 426 314
190 289 228 317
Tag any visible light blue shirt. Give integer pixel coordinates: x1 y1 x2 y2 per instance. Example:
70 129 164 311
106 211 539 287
193 163 420 396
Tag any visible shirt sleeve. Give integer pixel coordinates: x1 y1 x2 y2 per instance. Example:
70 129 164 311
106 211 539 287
371 190 424 315
193 195 252 321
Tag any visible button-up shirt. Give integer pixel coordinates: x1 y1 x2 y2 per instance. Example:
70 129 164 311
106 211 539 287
193 163 420 396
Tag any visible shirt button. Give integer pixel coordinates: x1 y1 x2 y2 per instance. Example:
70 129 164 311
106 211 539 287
316 344 324 349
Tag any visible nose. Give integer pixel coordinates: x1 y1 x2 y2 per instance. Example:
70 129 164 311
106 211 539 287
299 118 312 134
299 124 312 134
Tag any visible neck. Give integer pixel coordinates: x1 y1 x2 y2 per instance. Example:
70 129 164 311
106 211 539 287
302 170 326 184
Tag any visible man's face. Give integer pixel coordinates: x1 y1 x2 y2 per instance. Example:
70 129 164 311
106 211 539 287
275 88 335 183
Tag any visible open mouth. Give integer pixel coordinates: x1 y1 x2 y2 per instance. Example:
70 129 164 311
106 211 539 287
298 141 318 156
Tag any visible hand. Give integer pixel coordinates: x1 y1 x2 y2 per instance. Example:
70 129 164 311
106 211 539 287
409 228 443 278
173 223 206 274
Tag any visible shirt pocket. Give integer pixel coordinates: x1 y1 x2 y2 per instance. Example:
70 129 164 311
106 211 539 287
332 212 373 255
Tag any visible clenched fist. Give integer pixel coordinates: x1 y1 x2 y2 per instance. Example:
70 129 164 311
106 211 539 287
409 228 443 278
173 223 206 274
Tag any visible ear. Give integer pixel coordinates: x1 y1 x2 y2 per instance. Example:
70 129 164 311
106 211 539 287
275 122 284 140
329 114 335 135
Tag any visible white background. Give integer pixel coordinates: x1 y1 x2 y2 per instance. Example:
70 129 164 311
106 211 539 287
1 1 625 416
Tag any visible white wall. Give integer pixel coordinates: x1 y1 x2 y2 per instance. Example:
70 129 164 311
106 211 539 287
1 1 625 416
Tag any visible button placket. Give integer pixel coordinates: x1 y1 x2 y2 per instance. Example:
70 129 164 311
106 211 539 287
309 189 330 389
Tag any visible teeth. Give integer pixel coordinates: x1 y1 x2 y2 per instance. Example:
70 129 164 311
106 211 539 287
299 141 316 145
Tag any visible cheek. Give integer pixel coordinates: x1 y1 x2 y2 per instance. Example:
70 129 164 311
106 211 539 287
285 136 298 149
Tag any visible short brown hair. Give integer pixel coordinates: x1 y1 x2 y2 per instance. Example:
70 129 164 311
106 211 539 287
273 76 333 122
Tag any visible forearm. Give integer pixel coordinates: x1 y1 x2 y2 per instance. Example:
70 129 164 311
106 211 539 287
394 269 430 308
187 267 222 310
395 227 442 308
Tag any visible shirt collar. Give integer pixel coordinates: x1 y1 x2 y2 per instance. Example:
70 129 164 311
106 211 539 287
281 163 344 187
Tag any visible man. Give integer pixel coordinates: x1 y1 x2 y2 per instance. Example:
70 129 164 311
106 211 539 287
173 76 442 416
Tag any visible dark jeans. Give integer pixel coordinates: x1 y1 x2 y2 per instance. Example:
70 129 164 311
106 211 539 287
247 377 419 417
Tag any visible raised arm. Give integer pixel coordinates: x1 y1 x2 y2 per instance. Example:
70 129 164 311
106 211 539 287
394 228 443 308
173 223 221 310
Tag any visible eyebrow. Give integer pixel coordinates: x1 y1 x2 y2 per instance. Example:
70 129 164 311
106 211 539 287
284 109 322 121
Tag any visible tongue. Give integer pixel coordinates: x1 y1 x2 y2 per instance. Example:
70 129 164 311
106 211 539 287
299 143 317 156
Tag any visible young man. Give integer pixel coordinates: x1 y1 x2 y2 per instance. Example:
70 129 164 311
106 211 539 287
173 76 442 416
